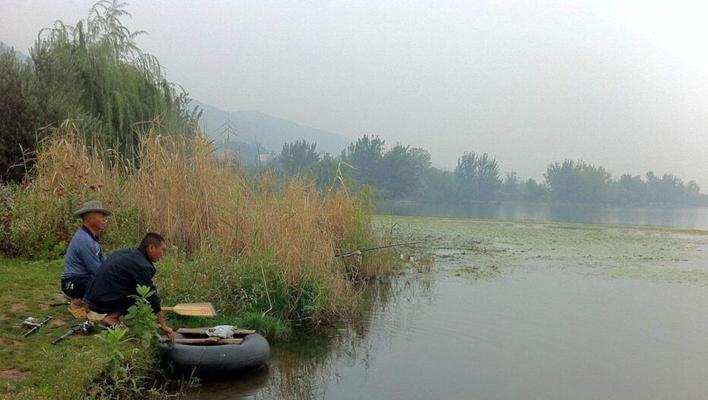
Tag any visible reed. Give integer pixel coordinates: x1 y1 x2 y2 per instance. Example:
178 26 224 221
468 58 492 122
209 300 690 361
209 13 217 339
2 125 397 326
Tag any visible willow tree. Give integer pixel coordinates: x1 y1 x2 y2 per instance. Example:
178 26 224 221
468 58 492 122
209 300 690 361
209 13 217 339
27 0 196 161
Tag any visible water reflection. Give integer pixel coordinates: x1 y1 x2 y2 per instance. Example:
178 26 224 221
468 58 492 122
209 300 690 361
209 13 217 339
378 201 708 230
187 276 435 400
187 368 270 400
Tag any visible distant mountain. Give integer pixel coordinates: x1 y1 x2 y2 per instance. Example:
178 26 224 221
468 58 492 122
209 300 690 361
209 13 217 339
0 41 29 63
190 100 351 155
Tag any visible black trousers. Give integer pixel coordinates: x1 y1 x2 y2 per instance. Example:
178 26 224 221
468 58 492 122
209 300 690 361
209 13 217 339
60 276 91 299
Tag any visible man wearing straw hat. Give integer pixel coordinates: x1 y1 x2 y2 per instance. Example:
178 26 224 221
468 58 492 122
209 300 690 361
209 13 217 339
60 200 111 319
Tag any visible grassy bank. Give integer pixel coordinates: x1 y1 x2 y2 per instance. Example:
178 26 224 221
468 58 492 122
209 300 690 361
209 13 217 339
0 257 106 400
0 258 172 400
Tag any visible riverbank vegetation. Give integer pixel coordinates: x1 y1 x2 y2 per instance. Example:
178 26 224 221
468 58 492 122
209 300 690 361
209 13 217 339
2 127 391 324
0 258 181 400
1 0 393 326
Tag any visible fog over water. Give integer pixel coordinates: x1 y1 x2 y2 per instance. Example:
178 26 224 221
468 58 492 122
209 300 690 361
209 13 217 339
2 0 707 188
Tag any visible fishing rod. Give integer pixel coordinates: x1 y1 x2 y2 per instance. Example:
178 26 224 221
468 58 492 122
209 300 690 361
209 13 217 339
335 241 422 258
22 316 53 337
52 320 95 345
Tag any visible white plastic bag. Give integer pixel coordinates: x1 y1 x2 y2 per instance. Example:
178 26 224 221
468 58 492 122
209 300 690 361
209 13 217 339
206 325 235 338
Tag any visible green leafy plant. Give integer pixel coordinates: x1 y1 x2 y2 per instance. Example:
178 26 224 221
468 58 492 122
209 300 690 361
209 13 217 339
88 286 164 398
96 327 130 382
124 285 161 349
92 325 170 399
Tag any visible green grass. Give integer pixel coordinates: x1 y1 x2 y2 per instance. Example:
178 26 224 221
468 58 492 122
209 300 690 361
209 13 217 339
0 258 107 400
0 256 294 400
0 254 351 398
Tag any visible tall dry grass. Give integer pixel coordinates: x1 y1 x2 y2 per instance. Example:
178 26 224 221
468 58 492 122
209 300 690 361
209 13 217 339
2 125 390 324
132 135 352 270
4 129 135 256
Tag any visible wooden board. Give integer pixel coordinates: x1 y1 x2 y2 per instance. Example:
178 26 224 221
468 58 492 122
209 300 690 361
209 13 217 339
176 327 209 335
173 337 220 344
161 337 244 345
177 327 256 336
162 303 216 317
218 338 244 344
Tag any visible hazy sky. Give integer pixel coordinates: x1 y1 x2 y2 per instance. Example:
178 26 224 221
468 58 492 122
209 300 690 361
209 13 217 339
2 0 707 188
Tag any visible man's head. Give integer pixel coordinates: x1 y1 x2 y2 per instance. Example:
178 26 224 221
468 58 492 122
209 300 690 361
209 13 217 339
140 233 166 263
74 200 111 235
82 211 108 234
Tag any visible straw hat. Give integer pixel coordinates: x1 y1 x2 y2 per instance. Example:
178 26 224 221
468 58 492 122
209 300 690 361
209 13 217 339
73 200 112 218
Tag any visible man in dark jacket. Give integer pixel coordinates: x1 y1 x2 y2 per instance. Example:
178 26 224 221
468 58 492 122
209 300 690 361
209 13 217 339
83 232 175 340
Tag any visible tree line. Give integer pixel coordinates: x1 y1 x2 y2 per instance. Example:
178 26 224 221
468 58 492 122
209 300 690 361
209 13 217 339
277 136 708 207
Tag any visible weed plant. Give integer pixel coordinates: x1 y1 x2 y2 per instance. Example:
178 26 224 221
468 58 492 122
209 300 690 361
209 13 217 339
88 286 167 398
96 328 131 383
124 285 162 350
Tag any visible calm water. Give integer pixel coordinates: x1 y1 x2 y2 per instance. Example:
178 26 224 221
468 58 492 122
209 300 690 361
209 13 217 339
378 201 708 231
189 262 708 398
189 270 708 399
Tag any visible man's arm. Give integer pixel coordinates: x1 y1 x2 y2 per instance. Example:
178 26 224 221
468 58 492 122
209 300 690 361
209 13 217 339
156 311 175 341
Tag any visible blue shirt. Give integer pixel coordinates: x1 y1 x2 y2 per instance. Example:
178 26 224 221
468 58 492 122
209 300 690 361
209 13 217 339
61 226 105 280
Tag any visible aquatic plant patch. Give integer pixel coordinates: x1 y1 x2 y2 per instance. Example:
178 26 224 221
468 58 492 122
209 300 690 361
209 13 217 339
377 215 708 284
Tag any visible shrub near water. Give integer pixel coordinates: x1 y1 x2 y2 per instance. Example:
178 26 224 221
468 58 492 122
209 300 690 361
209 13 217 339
89 285 166 399
2 126 393 328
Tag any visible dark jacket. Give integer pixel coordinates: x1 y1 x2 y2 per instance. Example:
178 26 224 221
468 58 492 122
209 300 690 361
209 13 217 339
83 248 162 314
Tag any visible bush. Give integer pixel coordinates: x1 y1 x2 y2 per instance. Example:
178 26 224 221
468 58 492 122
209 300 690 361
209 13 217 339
156 251 354 328
90 327 169 399
5 130 128 258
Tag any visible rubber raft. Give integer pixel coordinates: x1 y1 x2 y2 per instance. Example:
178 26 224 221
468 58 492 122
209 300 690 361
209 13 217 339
159 328 270 377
